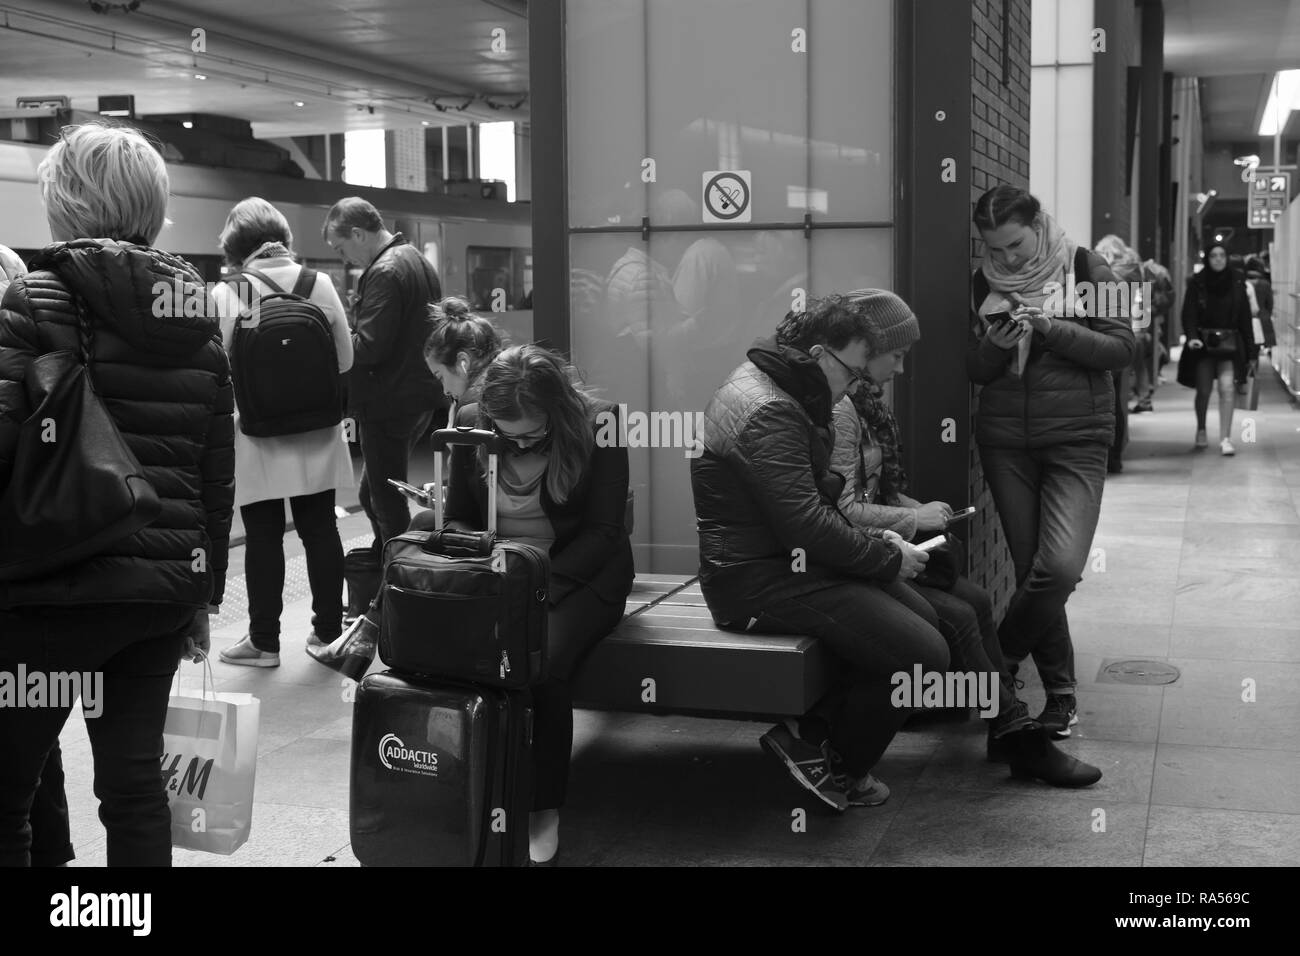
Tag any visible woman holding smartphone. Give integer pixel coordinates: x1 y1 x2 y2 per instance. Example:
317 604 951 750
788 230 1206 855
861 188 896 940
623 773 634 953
832 290 1100 787
967 185 1134 740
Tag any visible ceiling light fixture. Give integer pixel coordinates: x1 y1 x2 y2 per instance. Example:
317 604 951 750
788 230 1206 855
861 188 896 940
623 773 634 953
193 73 206 80
293 100 305 107
1259 70 1300 137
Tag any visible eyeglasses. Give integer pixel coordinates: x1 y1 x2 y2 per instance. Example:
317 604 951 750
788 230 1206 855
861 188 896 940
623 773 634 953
490 418 551 454
823 348 868 387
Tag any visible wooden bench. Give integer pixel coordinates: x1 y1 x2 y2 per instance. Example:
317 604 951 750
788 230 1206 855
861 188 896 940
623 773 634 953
570 574 835 718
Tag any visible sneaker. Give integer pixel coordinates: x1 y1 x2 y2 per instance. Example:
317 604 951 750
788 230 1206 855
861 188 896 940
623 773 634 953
1220 438 1235 456
218 634 280 668
833 771 891 807
1036 693 1078 739
1194 430 1208 449
759 721 846 811
1130 398 1153 414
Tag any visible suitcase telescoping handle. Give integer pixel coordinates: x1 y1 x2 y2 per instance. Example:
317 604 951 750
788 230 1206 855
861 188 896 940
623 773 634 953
430 426 501 534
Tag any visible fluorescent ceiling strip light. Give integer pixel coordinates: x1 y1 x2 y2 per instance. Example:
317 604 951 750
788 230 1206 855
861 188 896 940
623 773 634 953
1259 70 1300 137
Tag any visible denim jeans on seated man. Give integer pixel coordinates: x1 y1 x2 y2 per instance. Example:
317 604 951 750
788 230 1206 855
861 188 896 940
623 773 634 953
979 441 1109 695
746 578 949 780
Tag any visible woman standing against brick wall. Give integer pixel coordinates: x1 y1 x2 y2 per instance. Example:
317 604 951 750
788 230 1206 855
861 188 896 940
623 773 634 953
967 185 1135 742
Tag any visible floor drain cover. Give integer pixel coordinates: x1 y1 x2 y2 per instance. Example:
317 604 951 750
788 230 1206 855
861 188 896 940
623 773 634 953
1097 659 1181 685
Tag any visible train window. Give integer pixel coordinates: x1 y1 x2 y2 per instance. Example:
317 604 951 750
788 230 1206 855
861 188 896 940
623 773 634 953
467 245 531 312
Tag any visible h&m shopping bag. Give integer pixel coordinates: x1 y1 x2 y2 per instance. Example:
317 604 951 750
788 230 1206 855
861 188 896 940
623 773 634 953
161 658 260 854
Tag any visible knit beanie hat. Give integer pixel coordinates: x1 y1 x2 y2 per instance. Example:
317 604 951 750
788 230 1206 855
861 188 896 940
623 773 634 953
847 289 921 354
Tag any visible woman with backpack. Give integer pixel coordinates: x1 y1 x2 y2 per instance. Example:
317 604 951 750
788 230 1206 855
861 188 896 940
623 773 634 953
967 185 1135 741
212 197 356 667
1176 241 1258 456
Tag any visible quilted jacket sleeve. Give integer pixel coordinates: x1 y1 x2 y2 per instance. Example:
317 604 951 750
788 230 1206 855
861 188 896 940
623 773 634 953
734 400 902 581
1040 252 1135 371
831 401 918 539
0 277 40 493
199 341 235 606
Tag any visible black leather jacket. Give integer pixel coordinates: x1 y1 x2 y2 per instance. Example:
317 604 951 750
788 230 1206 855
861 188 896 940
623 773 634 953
349 233 446 422
691 339 902 625
0 239 234 611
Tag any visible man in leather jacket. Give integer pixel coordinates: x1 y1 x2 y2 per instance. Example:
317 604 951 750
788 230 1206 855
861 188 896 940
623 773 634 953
691 293 946 811
323 198 446 555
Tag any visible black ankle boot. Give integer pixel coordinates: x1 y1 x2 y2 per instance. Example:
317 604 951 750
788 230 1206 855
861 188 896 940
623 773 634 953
986 699 1030 763
307 614 379 681
1005 724 1102 788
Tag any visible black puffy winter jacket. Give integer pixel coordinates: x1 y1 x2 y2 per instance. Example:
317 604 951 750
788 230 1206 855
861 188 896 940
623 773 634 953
691 339 902 625
967 249 1135 449
0 239 234 611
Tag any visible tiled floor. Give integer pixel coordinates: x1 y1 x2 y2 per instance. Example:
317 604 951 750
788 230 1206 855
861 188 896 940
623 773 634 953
60 360 1300 866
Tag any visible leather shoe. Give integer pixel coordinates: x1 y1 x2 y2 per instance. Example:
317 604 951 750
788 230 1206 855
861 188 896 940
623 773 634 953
307 614 378 682
1006 724 1102 787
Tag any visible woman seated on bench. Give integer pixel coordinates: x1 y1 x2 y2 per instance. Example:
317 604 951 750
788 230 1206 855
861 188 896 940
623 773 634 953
313 344 634 864
828 290 1100 788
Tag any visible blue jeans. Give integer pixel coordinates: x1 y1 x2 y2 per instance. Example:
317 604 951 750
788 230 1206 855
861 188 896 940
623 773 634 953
747 578 950 778
980 442 1109 695
910 576 1016 715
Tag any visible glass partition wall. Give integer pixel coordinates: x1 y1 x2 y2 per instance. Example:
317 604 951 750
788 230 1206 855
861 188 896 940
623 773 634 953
566 0 897 573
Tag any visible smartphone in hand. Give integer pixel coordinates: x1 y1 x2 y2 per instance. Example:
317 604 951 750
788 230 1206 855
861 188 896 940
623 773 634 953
387 478 432 508
947 506 977 522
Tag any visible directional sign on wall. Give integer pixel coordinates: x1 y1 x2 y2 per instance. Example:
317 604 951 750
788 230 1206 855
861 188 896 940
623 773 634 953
702 170 752 223
1249 171 1290 229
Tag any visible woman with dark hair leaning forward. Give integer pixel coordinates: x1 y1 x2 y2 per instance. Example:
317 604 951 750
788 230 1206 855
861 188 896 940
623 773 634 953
830 289 1100 787
968 185 1135 741
312 343 633 866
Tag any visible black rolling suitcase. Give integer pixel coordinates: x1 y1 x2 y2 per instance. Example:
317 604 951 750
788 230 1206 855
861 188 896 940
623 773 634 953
378 427 549 688
350 670 531 866
349 427 545 866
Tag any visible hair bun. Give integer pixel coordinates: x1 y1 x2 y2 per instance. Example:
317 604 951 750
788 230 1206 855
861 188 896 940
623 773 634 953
441 296 471 320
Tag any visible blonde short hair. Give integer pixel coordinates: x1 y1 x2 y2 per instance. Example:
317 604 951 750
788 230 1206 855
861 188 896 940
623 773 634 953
219 197 294 264
37 123 169 244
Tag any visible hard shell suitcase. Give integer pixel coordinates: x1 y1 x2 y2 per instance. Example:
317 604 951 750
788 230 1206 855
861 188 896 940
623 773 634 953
350 669 531 866
378 427 549 687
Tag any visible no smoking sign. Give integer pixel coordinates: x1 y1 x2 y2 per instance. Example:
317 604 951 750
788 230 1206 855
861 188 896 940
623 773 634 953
703 170 752 223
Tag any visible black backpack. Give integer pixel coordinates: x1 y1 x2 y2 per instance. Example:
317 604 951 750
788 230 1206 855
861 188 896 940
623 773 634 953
228 266 343 437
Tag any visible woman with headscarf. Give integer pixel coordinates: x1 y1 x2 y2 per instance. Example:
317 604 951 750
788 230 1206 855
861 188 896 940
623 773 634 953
967 185 1134 741
1177 242 1257 455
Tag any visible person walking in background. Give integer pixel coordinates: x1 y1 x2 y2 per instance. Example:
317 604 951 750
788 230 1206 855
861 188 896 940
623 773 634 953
1177 241 1258 456
322 197 445 556
1094 235 1143 472
968 185 1134 740
212 198 355 667
0 123 234 865
1245 255 1275 356
1134 257 1175 412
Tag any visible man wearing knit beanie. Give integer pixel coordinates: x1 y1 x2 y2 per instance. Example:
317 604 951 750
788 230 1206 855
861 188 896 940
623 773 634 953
847 288 921 355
